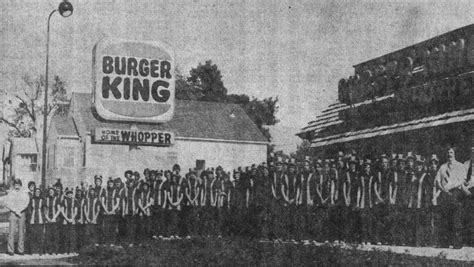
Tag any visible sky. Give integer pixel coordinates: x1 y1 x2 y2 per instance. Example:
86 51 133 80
1 0 473 129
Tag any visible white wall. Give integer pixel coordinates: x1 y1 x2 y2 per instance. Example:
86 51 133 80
50 137 267 187
175 139 267 173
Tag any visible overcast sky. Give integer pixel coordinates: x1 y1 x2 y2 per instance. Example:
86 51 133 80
1 0 473 128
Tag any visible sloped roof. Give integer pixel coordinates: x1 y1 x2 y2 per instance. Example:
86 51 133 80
311 107 474 148
52 115 78 136
54 93 268 143
11 138 38 154
297 94 395 138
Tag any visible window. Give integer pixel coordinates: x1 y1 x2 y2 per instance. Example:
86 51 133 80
63 147 75 168
18 154 38 172
196 160 205 171
30 154 37 172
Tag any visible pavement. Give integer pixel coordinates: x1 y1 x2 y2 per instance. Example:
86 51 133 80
0 253 77 264
264 239 474 262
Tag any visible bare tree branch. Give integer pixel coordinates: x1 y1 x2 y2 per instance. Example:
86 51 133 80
15 95 35 122
0 117 22 135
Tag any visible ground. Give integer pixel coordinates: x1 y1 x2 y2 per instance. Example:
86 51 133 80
0 229 474 265
66 237 474 266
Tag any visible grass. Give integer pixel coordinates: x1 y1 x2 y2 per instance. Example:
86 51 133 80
70 237 474 266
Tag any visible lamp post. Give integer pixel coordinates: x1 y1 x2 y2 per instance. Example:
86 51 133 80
41 0 73 188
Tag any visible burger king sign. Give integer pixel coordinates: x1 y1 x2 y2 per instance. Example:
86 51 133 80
92 38 175 123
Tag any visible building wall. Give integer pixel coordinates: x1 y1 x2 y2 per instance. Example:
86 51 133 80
49 136 266 187
175 139 267 173
12 154 38 185
48 138 83 188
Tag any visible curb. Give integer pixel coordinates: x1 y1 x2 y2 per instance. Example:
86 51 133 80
0 253 78 261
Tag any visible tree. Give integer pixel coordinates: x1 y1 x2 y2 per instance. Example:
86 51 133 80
0 74 69 138
228 95 279 141
175 71 203 101
293 139 312 160
187 60 227 102
176 61 279 141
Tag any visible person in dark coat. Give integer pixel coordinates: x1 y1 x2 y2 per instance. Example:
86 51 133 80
44 187 60 254
61 189 77 254
28 188 45 254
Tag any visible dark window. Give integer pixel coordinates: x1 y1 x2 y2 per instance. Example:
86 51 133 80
196 160 205 171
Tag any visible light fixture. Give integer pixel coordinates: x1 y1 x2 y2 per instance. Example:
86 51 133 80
58 0 73 17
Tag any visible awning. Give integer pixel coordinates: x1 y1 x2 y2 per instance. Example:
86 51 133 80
311 107 474 148
298 94 395 136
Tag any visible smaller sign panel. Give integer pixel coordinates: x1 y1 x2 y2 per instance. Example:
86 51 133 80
93 128 174 146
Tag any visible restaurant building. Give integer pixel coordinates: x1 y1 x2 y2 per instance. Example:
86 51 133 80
298 24 474 164
43 92 268 188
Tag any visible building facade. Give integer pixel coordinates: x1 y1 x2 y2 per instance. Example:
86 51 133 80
47 92 268 188
298 24 474 163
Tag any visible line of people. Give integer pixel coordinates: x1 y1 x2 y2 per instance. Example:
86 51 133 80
5 145 474 255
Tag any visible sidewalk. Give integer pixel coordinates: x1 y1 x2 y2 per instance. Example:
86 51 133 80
0 253 77 265
263 239 474 262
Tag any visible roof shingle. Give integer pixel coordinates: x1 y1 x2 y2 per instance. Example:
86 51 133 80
53 93 268 143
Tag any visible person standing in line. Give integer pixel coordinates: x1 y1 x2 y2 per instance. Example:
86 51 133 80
317 159 331 241
0 179 30 256
101 179 119 244
281 158 298 240
61 189 77 254
122 180 137 243
258 163 273 240
209 168 221 236
44 187 60 254
402 152 416 245
463 157 474 246
152 171 167 237
357 159 374 244
137 182 154 238
161 171 173 236
434 146 468 248
410 155 431 247
25 181 35 254
371 155 385 245
270 157 284 239
377 154 391 245
335 153 347 242
28 188 45 255
169 172 184 237
389 154 406 245
184 170 200 237
312 159 325 241
114 178 126 242
297 156 313 241
385 153 399 245
342 156 358 243
228 169 242 236
215 170 227 236
93 176 104 244
328 158 341 242
84 187 101 246
75 188 86 251
427 154 441 247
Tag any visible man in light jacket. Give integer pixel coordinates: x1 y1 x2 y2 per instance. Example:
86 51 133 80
0 178 31 255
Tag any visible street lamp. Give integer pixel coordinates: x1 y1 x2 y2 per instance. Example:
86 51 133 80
41 0 73 188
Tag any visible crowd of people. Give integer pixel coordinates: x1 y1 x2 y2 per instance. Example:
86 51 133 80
2 145 473 255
